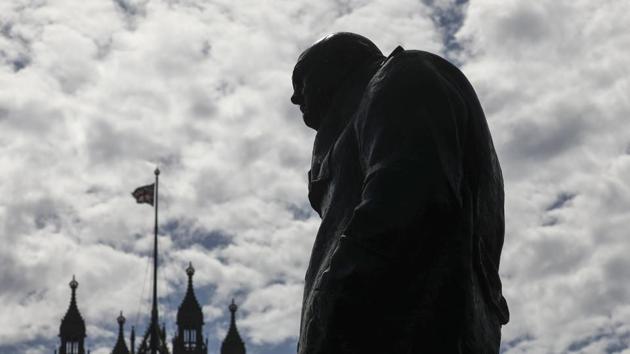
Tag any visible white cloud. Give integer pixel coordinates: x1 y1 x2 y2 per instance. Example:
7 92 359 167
457 0 630 352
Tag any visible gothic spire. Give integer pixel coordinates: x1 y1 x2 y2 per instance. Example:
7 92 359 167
58 275 86 354
112 312 130 354
173 262 207 354
220 300 246 354
176 262 203 327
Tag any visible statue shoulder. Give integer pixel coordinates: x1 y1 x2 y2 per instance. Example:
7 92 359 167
353 48 470 150
371 50 460 91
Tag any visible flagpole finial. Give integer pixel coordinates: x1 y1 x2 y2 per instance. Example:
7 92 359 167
154 167 160 176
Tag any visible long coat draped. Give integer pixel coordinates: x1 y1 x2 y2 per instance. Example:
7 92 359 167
298 48 509 354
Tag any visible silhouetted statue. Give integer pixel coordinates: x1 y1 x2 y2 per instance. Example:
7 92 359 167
291 33 509 354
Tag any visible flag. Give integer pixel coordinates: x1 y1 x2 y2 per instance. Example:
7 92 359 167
132 183 155 206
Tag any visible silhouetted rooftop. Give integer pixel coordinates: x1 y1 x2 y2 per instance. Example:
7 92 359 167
176 262 204 327
221 299 246 354
59 275 86 339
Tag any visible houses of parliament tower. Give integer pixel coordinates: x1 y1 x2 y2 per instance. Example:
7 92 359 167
54 263 247 354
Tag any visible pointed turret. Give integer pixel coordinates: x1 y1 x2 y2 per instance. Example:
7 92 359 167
112 312 131 354
130 326 135 354
58 276 86 354
220 300 245 354
173 262 207 354
178 263 203 326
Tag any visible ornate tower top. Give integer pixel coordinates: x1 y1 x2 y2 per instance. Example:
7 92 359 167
176 262 203 327
186 262 195 277
112 311 131 354
69 276 78 290
59 275 86 340
173 262 207 354
118 312 126 325
220 299 246 354
228 299 237 314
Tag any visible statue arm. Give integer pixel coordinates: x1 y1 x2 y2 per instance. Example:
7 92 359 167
345 57 467 258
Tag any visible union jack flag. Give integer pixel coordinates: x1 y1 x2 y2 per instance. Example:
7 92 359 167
132 183 154 206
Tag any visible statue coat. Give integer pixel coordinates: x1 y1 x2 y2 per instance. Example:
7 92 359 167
298 48 509 354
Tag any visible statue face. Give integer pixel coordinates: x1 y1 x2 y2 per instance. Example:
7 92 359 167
291 33 384 131
291 69 332 130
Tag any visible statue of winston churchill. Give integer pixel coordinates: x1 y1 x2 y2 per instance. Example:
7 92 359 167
290 32 509 354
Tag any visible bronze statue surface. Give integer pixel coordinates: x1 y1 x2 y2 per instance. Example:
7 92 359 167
291 33 509 354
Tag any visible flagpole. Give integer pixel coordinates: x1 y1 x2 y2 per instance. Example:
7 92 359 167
151 167 159 354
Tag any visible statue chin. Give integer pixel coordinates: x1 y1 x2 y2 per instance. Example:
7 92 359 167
302 112 321 130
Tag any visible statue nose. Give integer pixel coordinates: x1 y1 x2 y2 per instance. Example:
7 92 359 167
291 93 302 105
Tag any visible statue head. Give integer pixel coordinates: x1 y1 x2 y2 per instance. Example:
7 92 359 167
291 32 384 130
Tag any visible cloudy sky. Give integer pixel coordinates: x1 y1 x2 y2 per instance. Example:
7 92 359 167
1 0 629 353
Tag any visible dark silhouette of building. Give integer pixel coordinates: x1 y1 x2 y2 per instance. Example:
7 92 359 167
53 264 246 354
172 263 208 354
136 322 169 354
112 312 131 354
220 300 245 354
58 276 86 354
